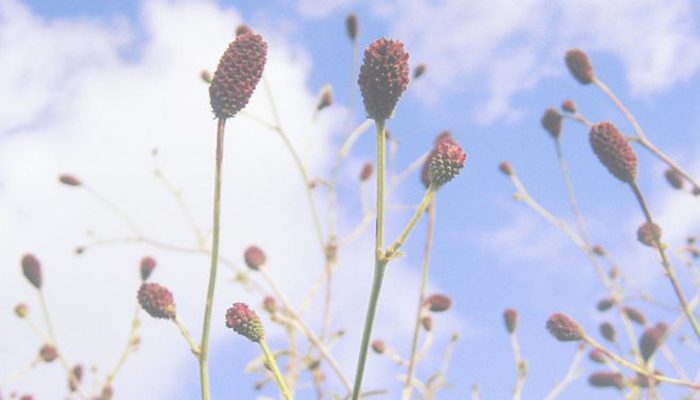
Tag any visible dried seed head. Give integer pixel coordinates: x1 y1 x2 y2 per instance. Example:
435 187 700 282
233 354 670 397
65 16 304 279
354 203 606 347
421 316 433 331
137 283 176 320
589 122 638 183
541 108 563 139
21 253 42 289
316 85 333 111
140 256 157 281
360 162 373 181
561 99 577 113
589 348 606 364
209 31 267 119
69 364 83 392
236 24 251 36
428 141 467 188
358 38 410 121
244 246 266 270
14 303 28 318
640 325 664 362
345 14 359 40
263 296 276 313
425 294 452 312
200 70 212 84
371 339 385 354
622 306 646 325
503 309 518 334
637 222 662 248
596 297 615 312
664 168 684 190
565 49 595 84
413 63 427 79
546 313 584 341
59 174 81 186
588 371 624 390
499 161 514 177
39 344 58 363
225 302 264 342
600 322 616 342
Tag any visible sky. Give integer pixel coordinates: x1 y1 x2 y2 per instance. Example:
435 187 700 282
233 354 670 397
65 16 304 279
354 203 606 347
2 0 700 399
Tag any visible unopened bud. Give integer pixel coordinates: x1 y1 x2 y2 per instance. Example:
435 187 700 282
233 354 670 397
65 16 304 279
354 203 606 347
425 294 452 312
503 309 518 334
546 313 584 342
59 174 82 186
244 246 266 270
413 63 426 79
371 339 385 354
565 49 595 84
316 85 333 111
345 14 359 40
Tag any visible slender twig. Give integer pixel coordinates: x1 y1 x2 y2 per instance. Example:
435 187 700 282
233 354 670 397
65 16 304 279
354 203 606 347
402 199 436 400
153 164 205 244
106 304 140 384
385 187 436 259
175 315 201 356
544 343 586 400
0 357 40 389
83 185 142 236
509 333 527 400
259 339 293 400
199 117 227 400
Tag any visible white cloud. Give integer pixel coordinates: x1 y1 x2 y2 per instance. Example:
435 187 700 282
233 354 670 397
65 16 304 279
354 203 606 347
0 1 461 398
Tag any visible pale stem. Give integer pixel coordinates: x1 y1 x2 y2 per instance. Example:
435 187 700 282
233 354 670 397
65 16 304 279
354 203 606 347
259 339 293 400
106 304 140 384
175 315 201 356
543 343 585 400
153 165 205 244
385 187 436 259
0 357 40 389
509 333 526 400
83 185 142 236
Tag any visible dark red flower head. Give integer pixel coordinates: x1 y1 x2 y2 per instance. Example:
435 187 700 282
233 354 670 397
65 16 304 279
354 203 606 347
546 313 583 341
413 63 427 79
137 283 176 319
21 253 42 289
371 339 385 354
210 31 267 119
346 14 359 40
503 309 518 334
622 306 646 325
428 140 467 187
225 302 264 342
589 122 638 183
358 38 410 121
565 49 595 84
588 348 606 364
541 108 563 139
596 297 616 312
588 371 624 390
425 294 452 312
244 246 266 270
640 325 665 362
360 162 373 181
664 168 684 190
39 344 58 362
599 322 616 342
561 99 577 113
59 174 82 186
637 222 662 248
140 256 157 281
499 161 514 176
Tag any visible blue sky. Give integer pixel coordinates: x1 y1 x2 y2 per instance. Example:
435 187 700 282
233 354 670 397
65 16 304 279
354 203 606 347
3 0 700 399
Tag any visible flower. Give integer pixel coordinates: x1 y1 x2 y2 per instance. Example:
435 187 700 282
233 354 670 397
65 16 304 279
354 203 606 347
546 313 583 341
59 174 82 186
345 14 359 40
599 322 616 342
565 49 595 84
425 294 452 312
541 108 563 138
637 222 662 248
140 256 157 281
225 302 264 342
358 38 410 121
371 340 385 354
137 283 176 319
664 168 684 189
428 140 467 187
588 372 624 390
39 344 58 362
244 246 266 270
21 253 42 289
503 309 518 334
589 122 638 183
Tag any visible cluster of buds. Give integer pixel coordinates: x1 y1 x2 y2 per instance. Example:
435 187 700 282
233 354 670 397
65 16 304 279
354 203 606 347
622 306 646 325
546 313 583 342
209 29 268 119
599 322 616 342
360 162 373 181
59 174 82 187
225 302 264 342
561 99 577 114
421 133 467 188
137 283 176 320
358 38 410 121
596 297 616 312
371 339 385 354
39 344 58 363
664 168 684 189
498 161 514 177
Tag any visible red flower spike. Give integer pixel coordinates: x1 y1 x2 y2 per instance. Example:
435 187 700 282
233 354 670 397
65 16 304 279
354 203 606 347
596 297 615 312
21 253 42 289
664 168 684 189
244 246 266 270
565 49 595 84
589 349 606 364
499 161 514 177
561 99 577 113
428 140 467 187
140 256 157 281
541 108 563 139
413 63 427 79
358 38 410 121
225 302 264 342
546 313 583 342
360 162 373 181
209 31 267 119
640 326 664 362
589 122 638 183
137 283 176 320
263 296 276 313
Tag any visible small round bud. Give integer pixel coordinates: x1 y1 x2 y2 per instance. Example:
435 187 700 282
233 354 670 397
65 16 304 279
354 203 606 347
316 85 333 111
588 371 624 390
425 294 452 312
596 297 615 312
244 246 266 270
137 283 176 319
59 174 82 186
200 70 212 84
565 49 595 84
263 296 276 313
225 302 264 342
140 256 157 281
588 349 606 364
599 322 616 342
622 306 646 325
640 325 664 362
421 316 433 331
345 14 358 40
664 168 684 190
561 99 577 113
360 162 373 181
592 245 606 256
21 253 42 289
413 63 427 79
589 122 638 183
428 141 467 187
541 108 563 139
39 344 58 363
503 309 518 334
358 38 410 121
546 313 584 341
371 340 385 354
637 222 662 248
498 161 514 176
14 303 28 318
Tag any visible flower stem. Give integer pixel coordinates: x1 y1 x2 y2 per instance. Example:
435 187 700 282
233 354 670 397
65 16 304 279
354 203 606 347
352 120 387 400
199 117 227 400
386 186 436 259
629 182 700 341
259 339 293 400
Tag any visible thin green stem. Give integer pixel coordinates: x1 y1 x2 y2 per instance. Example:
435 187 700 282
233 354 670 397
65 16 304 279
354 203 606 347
199 117 227 400
352 120 387 400
630 182 700 341
509 333 526 400
260 340 293 400
175 316 201 356
402 199 436 400
386 186 436 259
107 304 140 384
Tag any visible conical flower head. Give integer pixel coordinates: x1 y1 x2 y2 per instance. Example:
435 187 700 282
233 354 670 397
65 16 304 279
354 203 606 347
137 282 176 319
546 313 583 341
428 140 467 187
640 325 664 362
425 294 452 312
588 372 624 390
637 222 662 248
565 49 595 84
226 302 264 342
622 306 646 325
664 168 684 189
358 38 409 121
21 253 42 289
589 122 638 183
244 246 266 270
209 31 267 119
541 108 563 138
600 322 616 342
